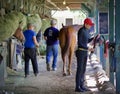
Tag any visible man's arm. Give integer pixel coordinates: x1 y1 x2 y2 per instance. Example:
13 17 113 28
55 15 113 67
33 36 39 47
88 37 94 43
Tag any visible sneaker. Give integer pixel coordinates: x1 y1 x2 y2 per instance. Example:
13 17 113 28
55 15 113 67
34 73 38 77
25 74 29 78
52 68 57 71
75 88 84 92
46 63 50 71
81 86 91 91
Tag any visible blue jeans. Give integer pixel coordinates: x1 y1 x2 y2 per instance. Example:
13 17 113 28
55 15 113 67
46 44 58 68
75 50 87 89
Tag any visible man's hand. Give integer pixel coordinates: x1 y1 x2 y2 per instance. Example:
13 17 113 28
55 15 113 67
88 48 94 52
36 43 40 47
36 44 39 47
44 36 47 40
33 36 39 47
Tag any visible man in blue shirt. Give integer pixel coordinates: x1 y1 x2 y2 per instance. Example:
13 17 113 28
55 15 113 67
44 19 59 71
75 18 94 92
23 23 39 78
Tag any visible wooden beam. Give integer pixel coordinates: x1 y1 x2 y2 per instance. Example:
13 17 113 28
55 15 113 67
46 0 61 10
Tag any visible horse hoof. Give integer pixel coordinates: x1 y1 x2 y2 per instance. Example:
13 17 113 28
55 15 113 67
68 72 72 76
63 73 67 76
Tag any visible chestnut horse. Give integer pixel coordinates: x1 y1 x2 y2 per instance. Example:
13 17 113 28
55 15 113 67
59 24 82 76
13 21 25 42
13 27 25 42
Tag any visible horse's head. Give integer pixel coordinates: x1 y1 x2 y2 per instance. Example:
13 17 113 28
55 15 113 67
13 27 25 42
91 34 105 48
12 21 25 42
95 34 105 45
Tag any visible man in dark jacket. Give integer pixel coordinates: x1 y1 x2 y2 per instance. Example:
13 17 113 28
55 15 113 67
75 18 94 92
44 19 59 71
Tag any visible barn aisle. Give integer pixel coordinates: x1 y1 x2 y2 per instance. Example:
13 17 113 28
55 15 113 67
0 54 115 94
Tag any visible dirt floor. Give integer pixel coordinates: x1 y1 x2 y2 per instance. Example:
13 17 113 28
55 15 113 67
0 55 107 94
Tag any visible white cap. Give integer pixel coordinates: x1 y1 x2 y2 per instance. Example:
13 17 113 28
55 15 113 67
50 19 57 25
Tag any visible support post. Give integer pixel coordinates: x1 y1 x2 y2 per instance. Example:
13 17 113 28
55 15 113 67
115 0 120 93
0 42 7 87
109 0 115 85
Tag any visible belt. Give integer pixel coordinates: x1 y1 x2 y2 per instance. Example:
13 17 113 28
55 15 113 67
25 47 35 49
78 48 88 51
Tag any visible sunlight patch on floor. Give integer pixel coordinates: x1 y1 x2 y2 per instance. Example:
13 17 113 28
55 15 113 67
86 75 99 92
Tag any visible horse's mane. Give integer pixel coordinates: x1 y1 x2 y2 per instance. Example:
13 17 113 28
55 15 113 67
62 23 82 27
61 24 82 31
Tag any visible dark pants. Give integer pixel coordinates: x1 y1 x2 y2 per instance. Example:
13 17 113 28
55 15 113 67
24 48 38 75
75 50 87 89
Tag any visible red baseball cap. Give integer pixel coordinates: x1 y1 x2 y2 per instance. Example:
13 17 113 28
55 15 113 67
84 18 94 26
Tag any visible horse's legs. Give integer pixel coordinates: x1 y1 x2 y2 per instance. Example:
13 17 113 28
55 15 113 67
62 52 67 76
63 57 67 76
67 50 73 75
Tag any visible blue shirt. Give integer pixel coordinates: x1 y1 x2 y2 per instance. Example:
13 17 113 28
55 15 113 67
44 27 59 46
77 26 90 49
23 30 36 48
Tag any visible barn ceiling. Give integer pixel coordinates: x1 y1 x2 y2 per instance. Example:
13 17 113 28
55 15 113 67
44 0 108 15
45 0 96 10
0 0 108 18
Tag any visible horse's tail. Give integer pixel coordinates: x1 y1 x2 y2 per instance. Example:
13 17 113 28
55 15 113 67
62 27 72 57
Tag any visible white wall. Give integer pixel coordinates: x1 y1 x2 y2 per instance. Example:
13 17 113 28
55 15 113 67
51 10 86 29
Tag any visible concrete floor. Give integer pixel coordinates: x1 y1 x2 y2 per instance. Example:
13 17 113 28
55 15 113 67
0 55 112 94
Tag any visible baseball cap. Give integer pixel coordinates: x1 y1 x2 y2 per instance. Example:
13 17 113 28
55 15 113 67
50 19 57 25
84 18 94 26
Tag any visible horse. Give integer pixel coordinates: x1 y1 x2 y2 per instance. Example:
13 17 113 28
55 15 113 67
9 22 25 69
59 24 82 76
13 21 25 42
59 24 105 76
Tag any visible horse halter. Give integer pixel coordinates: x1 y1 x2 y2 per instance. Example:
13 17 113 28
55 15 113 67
93 34 105 48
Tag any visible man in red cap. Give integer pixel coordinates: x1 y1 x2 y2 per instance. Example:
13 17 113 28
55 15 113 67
75 18 94 92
